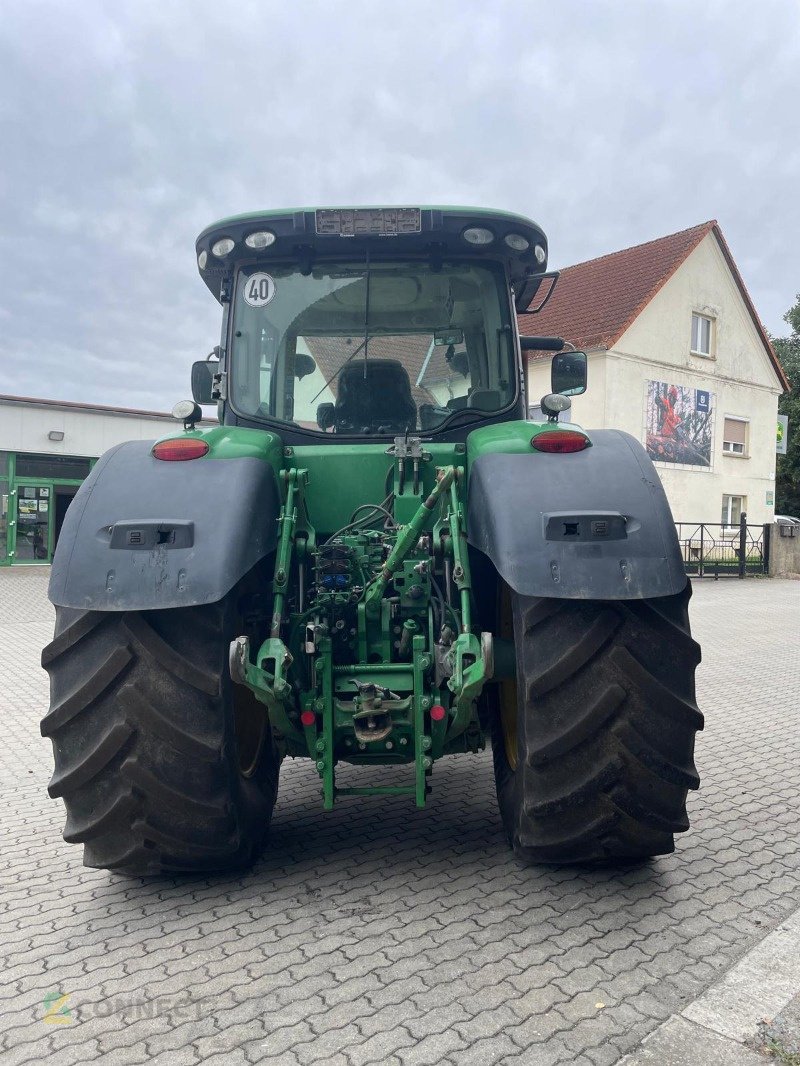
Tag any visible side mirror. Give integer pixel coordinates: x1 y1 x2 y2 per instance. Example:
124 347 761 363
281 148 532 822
294 353 317 380
551 351 587 396
316 402 335 430
515 271 559 313
444 346 470 378
191 360 219 405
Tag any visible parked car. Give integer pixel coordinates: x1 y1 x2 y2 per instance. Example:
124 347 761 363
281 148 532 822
775 515 800 525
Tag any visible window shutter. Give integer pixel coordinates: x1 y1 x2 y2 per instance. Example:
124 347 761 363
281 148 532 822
724 418 747 445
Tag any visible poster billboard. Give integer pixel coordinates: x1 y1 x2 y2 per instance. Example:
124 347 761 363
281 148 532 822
645 380 713 467
777 414 788 455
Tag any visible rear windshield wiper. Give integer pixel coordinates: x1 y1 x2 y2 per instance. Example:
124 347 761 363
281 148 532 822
309 337 368 405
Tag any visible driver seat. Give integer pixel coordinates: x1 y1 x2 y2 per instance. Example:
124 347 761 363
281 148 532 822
334 359 416 434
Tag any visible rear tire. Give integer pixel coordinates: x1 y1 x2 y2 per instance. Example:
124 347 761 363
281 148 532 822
41 586 280 875
490 583 702 863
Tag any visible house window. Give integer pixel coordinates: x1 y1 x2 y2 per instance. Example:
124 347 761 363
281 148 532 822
691 313 713 356
722 417 748 456
721 494 745 527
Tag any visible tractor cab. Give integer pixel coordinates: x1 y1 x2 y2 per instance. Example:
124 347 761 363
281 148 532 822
192 207 583 440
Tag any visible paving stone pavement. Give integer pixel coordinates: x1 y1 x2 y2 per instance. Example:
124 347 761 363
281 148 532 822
1 567 798 1065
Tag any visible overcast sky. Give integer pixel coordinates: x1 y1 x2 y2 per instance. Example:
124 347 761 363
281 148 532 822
1 1 798 410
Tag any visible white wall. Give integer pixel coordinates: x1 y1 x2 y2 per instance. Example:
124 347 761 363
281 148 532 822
293 338 333 425
526 233 782 526
0 401 189 460
608 234 781 525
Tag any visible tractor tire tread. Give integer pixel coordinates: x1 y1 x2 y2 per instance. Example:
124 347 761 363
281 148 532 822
40 611 110 667
526 608 621 698
118 683 221 762
40 644 134 736
121 613 220 696
608 645 704 730
63 791 137 844
42 601 279 875
47 720 135 798
492 584 702 864
528 683 626 765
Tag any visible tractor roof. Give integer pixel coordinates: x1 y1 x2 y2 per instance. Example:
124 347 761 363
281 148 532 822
195 206 548 303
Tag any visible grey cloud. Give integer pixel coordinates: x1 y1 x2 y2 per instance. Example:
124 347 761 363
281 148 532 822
1 0 798 409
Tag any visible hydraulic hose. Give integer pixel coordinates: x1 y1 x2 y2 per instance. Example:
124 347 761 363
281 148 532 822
364 467 455 616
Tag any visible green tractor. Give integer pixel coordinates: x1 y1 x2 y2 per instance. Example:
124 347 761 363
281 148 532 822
41 207 703 875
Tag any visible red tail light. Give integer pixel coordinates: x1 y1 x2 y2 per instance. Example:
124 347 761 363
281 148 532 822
152 438 209 461
531 430 590 453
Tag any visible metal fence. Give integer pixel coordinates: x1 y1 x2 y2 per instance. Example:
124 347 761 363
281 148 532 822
675 514 768 578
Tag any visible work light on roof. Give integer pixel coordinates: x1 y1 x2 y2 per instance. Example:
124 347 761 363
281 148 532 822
504 233 529 252
462 226 494 246
211 237 235 258
534 244 546 264
197 250 208 270
245 230 276 249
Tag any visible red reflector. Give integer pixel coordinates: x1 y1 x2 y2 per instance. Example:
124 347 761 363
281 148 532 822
152 438 209 461
531 431 589 454
300 710 316 728
430 704 447 722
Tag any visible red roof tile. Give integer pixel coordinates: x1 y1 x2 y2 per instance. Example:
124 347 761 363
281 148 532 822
519 221 714 351
519 222 789 391
304 335 441 407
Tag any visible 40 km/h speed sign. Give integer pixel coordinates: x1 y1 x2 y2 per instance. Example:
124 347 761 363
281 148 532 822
243 273 276 308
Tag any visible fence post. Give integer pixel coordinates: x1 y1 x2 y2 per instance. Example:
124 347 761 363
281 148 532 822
763 522 771 575
699 524 704 578
739 512 747 578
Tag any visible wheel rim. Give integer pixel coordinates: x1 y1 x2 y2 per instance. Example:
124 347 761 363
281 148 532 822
498 583 518 771
499 678 518 771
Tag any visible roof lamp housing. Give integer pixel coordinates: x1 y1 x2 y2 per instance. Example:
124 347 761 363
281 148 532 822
504 233 529 252
195 207 549 305
462 226 494 246
211 237 235 258
245 230 276 249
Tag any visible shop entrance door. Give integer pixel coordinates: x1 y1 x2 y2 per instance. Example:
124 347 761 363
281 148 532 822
53 485 78 551
14 485 52 562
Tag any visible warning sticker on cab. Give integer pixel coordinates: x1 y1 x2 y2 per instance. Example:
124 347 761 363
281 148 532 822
243 273 276 307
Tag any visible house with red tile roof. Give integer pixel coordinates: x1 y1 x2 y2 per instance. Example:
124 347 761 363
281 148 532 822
524 222 787 526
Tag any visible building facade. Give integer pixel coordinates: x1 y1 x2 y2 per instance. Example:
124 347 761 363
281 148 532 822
524 222 788 526
0 395 208 565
